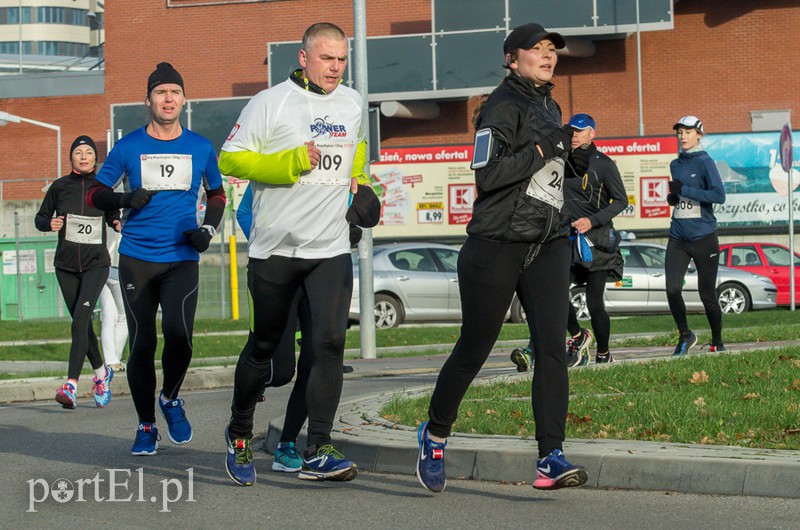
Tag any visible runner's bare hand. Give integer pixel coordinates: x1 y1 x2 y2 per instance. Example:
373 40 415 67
305 140 321 169
50 216 64 231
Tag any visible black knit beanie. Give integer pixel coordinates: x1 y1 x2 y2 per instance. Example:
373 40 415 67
147 62 184 95
70 135 97 156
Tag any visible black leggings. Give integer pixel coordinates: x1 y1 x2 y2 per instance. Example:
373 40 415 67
665 233 722 343
119 255 199 424
229 253 352 447
427 236 571 457
249 291 312 444
567 268 612 353
56 267 108 380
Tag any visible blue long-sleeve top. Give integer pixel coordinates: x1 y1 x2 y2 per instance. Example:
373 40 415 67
236 184 253 240
669 149 726 241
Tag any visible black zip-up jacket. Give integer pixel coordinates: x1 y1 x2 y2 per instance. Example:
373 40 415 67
564 142 628 277
35 170 118 273
468 74 572 243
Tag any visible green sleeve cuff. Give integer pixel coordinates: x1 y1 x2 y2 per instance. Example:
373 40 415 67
219 146 310 184
351 140 370 185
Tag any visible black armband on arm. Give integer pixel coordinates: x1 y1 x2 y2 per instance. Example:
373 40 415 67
86 182 124 211
203 185 227 230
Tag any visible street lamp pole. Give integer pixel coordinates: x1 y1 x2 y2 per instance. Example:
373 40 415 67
0 111 62 177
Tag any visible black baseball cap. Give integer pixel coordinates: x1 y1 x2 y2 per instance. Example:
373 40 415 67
503 23 565 55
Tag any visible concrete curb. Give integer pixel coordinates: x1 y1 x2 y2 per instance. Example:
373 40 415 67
263 377 800 499
0 365 236 404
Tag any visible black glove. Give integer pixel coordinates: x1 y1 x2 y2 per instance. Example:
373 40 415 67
568 145 592 176
120 188 156 209
536 125 573 159
669 180 683 195
183 227 213 253
667 193 679 206
349 223 363 246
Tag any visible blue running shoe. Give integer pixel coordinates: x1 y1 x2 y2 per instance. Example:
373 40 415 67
534 449 588 490
158 391 193 444
416 421 447 493
298 444 358 481
131 423 160 456
225 427 256 486
672 331 697 356
272 441 303 472
92 365 113 408
55 383 77 409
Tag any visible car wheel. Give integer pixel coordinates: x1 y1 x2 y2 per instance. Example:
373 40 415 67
509 296 527 323
717 282 751 314
570 287 591 320
374 294 404 329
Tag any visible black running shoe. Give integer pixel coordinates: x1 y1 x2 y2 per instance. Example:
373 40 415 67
672 331 697 356
566 329 592 367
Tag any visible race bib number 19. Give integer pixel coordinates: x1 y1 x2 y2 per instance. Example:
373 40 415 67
525 158 565 209
65 214 103 244
140 154 193 191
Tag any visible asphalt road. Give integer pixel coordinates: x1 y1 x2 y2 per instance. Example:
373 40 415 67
2 372 798 529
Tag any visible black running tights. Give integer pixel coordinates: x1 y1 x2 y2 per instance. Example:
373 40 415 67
119 256 199 424
567 269 612 353
665 233 722 343
427 236 571 457
56 267 108 380
228 253 352 447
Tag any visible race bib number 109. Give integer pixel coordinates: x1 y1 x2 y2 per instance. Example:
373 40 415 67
140 154 193 191
298 142 352 186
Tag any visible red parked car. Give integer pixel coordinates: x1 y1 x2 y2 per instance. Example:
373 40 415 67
718 242 800 305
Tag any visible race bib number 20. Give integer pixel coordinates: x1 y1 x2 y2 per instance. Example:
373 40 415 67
65 214 103 244
140 154 193 191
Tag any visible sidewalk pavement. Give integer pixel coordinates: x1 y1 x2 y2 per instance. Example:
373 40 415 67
3 338 800 498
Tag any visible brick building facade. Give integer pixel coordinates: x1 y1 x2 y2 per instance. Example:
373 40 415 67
1 0 798 200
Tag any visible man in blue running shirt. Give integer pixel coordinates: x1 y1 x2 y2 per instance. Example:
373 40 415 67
87 62 226 456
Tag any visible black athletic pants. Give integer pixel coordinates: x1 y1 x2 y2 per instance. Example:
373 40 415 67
567 268 612 353
665 233 722 343
228 253 352 448
427 236 571 458
248 290 313 444
119 255 199 424
56 267 108 380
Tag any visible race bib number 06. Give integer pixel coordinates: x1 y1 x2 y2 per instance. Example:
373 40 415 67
298 141 352 186
525 158 565 209
140 154 193 191
65 214 103 244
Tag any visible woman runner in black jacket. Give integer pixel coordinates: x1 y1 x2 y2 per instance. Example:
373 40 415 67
415 23 592 494
35 135 120 409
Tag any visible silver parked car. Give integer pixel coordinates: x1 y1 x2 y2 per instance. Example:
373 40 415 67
569 241 778 319
350 243 463 329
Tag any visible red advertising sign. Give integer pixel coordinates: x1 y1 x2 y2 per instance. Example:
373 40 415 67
640 176 670 218
448 183 476 225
